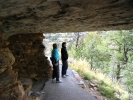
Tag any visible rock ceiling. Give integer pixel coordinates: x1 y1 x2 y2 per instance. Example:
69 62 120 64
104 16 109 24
0 0 133 38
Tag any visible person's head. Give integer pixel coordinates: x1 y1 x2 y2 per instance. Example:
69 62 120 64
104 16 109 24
53 43 57 49
62 42 66 47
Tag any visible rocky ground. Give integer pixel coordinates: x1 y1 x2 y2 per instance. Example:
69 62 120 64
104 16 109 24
83 80 110 100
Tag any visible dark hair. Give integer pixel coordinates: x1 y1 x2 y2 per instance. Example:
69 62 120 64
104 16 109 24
62 42 66 47
53 43 57 49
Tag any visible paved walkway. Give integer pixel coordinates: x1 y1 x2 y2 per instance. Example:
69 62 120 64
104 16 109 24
40 65 97 100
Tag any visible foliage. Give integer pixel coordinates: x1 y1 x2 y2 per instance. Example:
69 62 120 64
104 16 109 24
44 30 133 99
69 30 133 99
69 32 111 72
106 30 133 98
125 63 133 99
82 72 93 80
68 59 128 100
98 85 116 100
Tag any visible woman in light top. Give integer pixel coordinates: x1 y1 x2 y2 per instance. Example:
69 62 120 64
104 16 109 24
51 43 62 83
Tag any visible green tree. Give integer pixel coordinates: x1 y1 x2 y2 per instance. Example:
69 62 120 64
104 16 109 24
108 30 133 81
83 32 102 69
70 32 111 72
69 30 133 99
125 63 133 99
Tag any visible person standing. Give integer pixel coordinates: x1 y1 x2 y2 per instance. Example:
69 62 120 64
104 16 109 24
61 42 69 78
51 43 62 83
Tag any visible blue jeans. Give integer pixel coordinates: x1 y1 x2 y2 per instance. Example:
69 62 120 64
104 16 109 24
62 60 68 76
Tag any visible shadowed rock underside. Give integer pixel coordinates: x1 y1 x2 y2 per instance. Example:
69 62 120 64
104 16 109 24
0 0 133 39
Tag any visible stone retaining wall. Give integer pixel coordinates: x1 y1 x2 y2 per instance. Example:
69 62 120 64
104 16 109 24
0 33 52 100
8 33 52 79
0 33 26 99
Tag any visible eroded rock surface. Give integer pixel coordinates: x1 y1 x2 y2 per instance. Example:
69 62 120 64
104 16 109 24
0 46 26 100
8 33 52 79
0 0 133 39
0 33 52 100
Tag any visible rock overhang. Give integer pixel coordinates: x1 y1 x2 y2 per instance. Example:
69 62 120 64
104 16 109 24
0 0 133 39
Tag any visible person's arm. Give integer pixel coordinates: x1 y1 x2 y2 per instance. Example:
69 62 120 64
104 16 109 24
53 49 59 62
61 48 68 60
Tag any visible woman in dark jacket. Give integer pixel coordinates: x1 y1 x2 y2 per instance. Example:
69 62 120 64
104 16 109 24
61 42 69 78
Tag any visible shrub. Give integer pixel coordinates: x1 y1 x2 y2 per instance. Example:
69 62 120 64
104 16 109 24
82 73 93 80
98 85 117 100
69 59 128 100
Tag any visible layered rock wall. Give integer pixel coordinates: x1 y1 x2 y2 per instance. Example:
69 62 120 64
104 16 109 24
8 33 52 79
0 33 52 100
0 34 26 100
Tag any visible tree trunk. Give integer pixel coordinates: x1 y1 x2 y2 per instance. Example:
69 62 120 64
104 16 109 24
123 44 128 64
90 56 93 70
75 33 80 48
116 64 121 80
